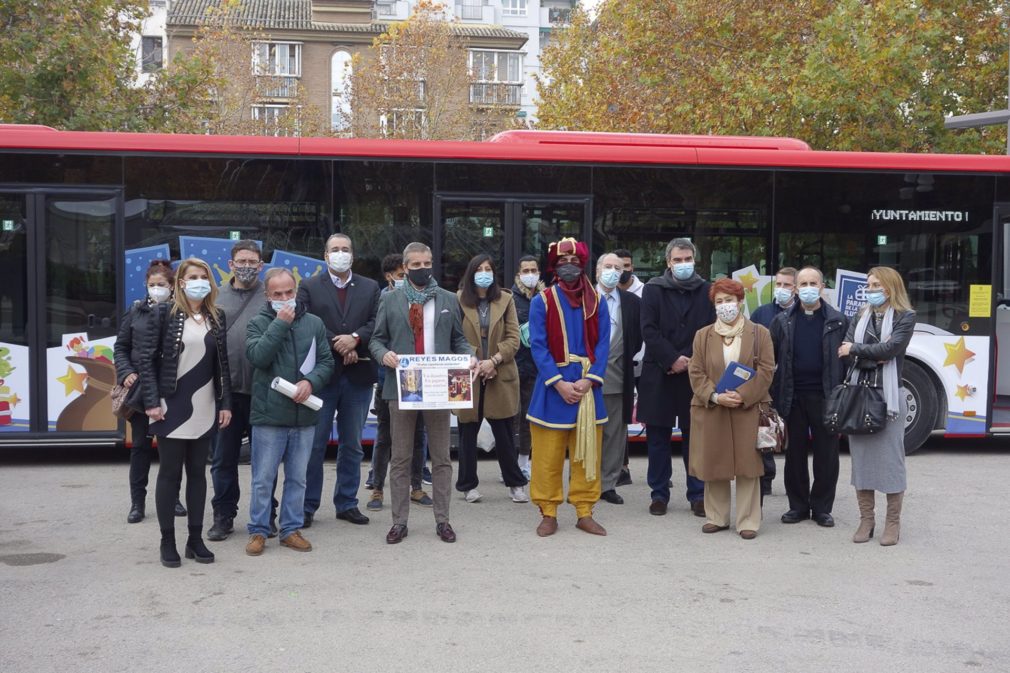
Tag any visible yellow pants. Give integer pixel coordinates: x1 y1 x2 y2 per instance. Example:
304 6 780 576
529 424 603 518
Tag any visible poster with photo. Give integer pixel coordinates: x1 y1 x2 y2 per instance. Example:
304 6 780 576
395 354 473 410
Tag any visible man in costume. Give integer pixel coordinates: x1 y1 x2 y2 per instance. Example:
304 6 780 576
526 238 610 537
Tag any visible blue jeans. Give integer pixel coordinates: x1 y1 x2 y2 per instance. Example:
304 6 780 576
248 425 313 540
646 424 704 504
304 377 373 514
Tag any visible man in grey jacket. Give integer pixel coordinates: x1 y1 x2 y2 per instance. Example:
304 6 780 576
208 240 267 541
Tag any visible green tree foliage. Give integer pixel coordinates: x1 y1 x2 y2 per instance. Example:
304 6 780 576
538 0 1008 153
0 0 148 130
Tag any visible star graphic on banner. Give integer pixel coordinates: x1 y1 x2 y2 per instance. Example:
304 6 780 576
739 271 759 292
942 336 975 375
7 393 20 407
57 366 87 396
954 384 972 401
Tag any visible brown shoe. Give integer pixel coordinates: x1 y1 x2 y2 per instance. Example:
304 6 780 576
245 534 266 556
702 523 729 534
436 522 456 543
576 516 607 536
649 500 667 516
691 500 706 517
739 529 757 540
280 530 312 552
536 516 558 537
386 524 408 544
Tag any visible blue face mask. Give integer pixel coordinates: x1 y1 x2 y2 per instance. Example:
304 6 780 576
474 271 494 288
183 279 211 301
271 298 296 312
393 278 405 289
672 262 695 280
599 268 621 289
866 290 887 307
798 287 821 305
774 287 793 306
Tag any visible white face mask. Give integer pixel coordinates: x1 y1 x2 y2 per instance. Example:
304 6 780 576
716 302 740 324
328 251 352 273
271 298 296 312
519 273 539 289
147 286 171 303
183 279 211 301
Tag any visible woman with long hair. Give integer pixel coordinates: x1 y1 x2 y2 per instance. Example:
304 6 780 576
838 267 915 546
139 258 232 568
454 254 528 503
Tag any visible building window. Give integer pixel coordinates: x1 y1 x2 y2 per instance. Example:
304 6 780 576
252 42 302 77
469 50 523 105
251 104 289 135
332 50 353 132
460 0 483 20
502 0 527 17
379 109 427 137
141 36 163 73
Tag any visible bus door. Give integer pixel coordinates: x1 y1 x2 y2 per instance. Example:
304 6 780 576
434 194 590 288
0 189 121 445
994 204 1010 433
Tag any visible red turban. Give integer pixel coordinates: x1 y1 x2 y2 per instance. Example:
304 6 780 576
546 237 589 275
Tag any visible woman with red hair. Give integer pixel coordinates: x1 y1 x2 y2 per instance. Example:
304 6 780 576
687 278 775 539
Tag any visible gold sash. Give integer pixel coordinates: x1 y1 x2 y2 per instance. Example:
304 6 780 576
567 354 598 481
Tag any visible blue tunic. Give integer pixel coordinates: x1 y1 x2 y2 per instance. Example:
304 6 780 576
525 287 610 429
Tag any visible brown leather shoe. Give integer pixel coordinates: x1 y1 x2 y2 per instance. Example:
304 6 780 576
281 530 312 552
536 516 558 537
245 534 266 556
576 516 607 536
386 524 408 544
739 529 757 540
649 500 667 516
691 500 706 517
436 522 456 543
702 523 729 534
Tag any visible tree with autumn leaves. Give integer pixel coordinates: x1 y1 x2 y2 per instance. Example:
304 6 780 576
537 0 1009 153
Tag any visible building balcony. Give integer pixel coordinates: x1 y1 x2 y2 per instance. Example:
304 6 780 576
258 76 299 100
455 2 494 22
470 82 522 106
373 1 410 20
540 6 572 26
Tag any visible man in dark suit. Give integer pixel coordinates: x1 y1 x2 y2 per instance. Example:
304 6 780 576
298 233 381 527
369 242 475 544
595 253 643 505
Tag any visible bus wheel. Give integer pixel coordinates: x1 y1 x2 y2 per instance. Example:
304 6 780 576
902 360 938 455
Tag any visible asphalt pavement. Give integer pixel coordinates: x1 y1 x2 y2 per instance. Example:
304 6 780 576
1 440 1008 673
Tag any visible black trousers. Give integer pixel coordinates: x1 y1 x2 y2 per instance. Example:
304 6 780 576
784 392 840 515
156 436 211 533
760 451 777 491
456 382 527 492
128 413 156 504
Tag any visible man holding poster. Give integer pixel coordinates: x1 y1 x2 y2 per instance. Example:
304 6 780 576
369 243 475 544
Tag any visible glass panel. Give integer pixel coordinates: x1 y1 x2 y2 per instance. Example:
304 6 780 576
0 195 30 432
440 201 506 291
45 196 117 433
519 201 583 283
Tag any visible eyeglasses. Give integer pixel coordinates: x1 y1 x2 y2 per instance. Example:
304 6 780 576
232 260 261 268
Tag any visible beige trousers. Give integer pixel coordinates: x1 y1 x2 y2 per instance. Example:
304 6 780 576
389 399 451 526
704 477 761 532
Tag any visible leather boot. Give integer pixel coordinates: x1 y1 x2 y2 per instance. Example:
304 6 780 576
160 529 180 568
879 492 903 546
185 525 215 564
127 502 145 524
852 490 875 543
207 513 233 541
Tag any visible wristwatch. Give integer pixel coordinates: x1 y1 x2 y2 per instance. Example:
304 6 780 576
710 392 719 405
351 332 360 343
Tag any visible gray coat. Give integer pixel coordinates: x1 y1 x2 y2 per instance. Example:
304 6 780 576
216 279 264 395
369 286 474 401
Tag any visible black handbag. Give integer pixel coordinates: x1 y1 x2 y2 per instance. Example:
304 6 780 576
823 360 887 435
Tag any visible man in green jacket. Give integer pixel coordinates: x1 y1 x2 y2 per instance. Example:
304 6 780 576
243 268 334 556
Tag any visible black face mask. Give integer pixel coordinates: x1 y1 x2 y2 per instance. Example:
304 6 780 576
555 264 582 284
407 267 432 287
619 270 632 285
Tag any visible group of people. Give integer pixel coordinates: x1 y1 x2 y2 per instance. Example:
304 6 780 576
115 233 913 568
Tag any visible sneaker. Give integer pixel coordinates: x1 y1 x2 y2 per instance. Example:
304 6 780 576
464 489 482 503
422 466 433 485
280 530 312 552
411 489 433 507
367 490 384 511
509 485 529 503
245 534 266 556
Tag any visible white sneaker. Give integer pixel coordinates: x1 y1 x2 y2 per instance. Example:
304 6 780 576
509 485 529 503
465 489 482 503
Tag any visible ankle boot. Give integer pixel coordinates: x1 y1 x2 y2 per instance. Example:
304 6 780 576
852 490 875 543
880 491 903 546
160 529 181 568
127 501 145 524
185 525 215 564
207 513 232 541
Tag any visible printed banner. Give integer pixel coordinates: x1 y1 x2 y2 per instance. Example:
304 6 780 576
730 265 772 317
835 269 869 320
395 354 473 410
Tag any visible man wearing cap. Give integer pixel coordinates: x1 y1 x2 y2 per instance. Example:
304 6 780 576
526 238 610 537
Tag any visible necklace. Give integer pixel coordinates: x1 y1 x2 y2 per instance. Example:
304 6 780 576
478 302 489 319
192 313 204 322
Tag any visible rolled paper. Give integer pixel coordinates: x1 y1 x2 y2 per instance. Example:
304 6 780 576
270 377 323 411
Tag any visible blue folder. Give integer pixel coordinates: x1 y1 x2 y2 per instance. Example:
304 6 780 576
715 361 757 393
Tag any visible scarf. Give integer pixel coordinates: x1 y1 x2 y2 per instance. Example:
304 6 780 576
713 315 745 364
544 283 600 365
405 277 439 338
662 268 706 292
513 275 545 299
853 307 899 419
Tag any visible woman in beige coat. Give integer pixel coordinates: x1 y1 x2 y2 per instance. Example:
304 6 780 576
688 278 775 539
454 254 529 504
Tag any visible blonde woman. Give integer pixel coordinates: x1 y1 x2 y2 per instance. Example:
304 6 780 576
838 267 915 547
140 258 232 568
